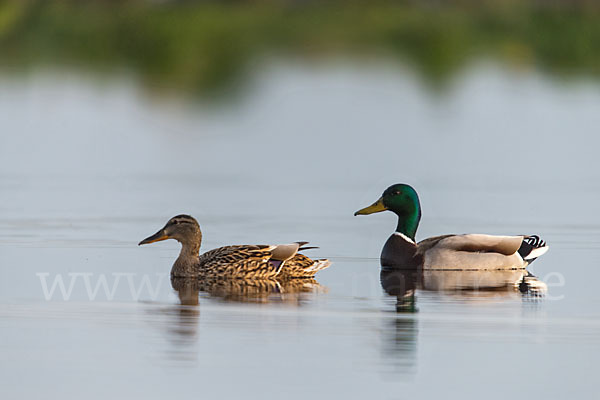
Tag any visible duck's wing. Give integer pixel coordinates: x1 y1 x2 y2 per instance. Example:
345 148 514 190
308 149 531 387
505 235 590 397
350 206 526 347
416 234 455 254
417 234 548 271
198 244 281 279
429 234 524 255
198 242 330 279
278 253 331 279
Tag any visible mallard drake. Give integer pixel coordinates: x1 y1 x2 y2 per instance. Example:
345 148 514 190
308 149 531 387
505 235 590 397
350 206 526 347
354 184 548 271
139 215 330 279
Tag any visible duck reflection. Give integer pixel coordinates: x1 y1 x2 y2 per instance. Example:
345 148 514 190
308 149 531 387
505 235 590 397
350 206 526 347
380 266 546 311
377 268 545 379
378 269 419 377
380 316 418 378
158 276 325 365
171 276 202 306
172 276 325 305
149 278 201 364
380 268 418 313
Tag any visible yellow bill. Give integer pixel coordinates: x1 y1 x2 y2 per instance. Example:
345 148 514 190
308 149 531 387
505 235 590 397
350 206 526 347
354 197 388 216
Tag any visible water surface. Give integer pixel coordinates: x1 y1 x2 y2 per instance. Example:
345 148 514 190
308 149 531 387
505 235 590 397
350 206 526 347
1 63 599 399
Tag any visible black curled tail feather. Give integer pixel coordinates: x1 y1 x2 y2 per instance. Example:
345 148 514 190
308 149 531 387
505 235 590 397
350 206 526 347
524 235 546 248
518 235 548 263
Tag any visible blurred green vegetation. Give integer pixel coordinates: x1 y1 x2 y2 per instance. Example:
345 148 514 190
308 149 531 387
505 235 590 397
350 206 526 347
1 1 599 95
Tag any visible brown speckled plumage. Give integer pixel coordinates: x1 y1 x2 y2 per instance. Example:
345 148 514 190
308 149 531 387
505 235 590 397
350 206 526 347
139 215 330 279
194 245 282 279
276 254 331 279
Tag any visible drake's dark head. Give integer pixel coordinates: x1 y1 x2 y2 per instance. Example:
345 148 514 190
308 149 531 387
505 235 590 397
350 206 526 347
139 215 202 247
354 184 422 239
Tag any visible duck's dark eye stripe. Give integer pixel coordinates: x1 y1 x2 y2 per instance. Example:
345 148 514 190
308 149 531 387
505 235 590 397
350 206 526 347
170 219 192 225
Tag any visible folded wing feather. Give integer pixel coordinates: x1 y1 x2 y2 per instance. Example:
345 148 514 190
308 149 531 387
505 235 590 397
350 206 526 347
435 234 523 255
419 234 527 271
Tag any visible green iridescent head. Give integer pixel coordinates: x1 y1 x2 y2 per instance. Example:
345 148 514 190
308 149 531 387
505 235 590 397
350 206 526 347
354 183 422 240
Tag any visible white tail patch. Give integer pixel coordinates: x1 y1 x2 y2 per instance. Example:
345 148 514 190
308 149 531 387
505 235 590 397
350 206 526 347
525 245 549 260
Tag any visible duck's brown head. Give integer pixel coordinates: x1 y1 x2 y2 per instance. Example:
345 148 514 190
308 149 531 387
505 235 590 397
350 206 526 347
139 214 202 248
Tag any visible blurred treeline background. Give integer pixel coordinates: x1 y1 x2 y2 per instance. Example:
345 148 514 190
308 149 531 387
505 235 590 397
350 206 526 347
1 0 599 96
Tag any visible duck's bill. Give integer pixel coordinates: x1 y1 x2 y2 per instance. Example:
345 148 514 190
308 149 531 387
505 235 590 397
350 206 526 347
354 197 387 216
138 230 169 245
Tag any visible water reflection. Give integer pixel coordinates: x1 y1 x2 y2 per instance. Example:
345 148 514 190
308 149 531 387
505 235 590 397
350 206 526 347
380 267 545 312
421 269 527 292
156 277 325 364
163 304 199 348
378 267 544 378
172 276 325 306
171 277 202 306
380 269 418 313
151 280 201 364
381 316 418 378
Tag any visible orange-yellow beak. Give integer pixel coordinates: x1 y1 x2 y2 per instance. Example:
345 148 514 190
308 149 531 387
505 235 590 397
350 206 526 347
138 229 169 245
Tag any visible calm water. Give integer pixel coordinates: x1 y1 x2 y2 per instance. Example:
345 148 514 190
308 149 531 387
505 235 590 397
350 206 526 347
1 62 600 399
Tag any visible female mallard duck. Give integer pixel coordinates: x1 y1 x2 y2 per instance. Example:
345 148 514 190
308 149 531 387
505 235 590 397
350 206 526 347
354 184 548 271
139 215 330 279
